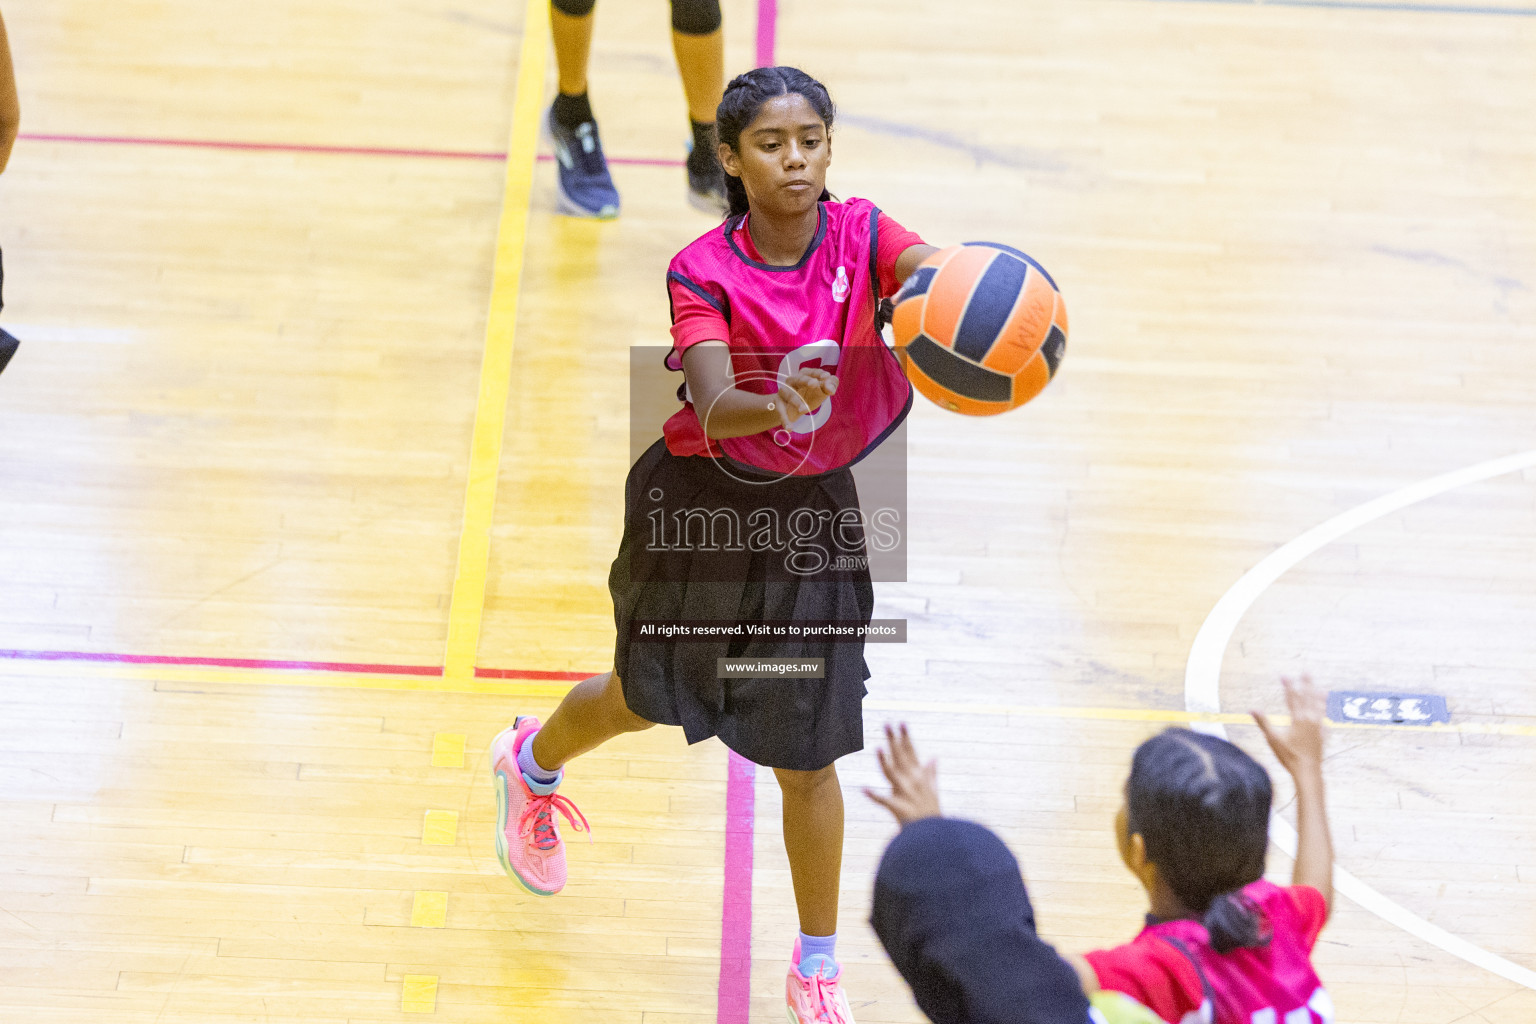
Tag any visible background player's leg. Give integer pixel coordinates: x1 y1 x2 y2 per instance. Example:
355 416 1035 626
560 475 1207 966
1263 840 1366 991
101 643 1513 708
669 0 726 213
530 670 654 771
775 763 845 938
551 2 594 99
547 0 620 218
670 27 721 127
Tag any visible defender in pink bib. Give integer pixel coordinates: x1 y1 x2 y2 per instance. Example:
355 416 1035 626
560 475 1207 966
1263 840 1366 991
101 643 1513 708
1077 677 1339 1024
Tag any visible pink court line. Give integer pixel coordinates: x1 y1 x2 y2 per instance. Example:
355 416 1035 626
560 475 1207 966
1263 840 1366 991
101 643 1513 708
717 751 757 1024
719 4 773 1021
17 132 685 167
756 0 778 67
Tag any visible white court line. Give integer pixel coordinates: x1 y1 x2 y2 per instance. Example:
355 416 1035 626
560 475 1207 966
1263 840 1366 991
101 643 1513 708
1184 449 1536 992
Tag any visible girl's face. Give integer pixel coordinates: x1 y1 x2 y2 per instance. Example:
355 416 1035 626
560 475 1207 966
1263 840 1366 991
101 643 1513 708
719 92 831 219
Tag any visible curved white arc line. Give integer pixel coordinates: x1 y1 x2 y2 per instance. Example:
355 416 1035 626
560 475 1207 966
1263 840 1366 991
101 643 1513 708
1196 719 1536 992
1187 449 1536 714
1185 448 1536 992
1266 816 1536 990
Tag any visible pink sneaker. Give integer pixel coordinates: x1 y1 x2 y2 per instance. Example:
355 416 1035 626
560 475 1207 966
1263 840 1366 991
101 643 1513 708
490 716 589 896
786 938 855 1024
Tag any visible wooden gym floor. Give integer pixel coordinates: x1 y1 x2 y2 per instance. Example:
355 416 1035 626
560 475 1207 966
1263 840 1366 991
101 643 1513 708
1 0 1534 1021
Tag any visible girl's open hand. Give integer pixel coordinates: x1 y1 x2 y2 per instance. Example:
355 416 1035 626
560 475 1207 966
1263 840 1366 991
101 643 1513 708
1253 674 1327 777
864 723 942 827
772 369 838 430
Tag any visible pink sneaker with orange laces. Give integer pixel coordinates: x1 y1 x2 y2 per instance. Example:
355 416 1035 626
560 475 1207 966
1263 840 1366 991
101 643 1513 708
490 716 589 896
786 937 856 1024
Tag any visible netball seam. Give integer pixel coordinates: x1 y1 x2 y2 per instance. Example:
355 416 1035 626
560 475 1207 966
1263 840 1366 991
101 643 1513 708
1184 448 1536 992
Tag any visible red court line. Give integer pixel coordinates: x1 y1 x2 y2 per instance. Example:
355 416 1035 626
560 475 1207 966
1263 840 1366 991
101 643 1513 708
17 131 686 167
0 648 600 680
0 648 442 676
717 751 757 1024
474 666 592 681
18 132 507 161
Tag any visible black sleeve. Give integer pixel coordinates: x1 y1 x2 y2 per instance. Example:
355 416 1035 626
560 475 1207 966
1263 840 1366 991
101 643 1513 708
871 817 1092 1024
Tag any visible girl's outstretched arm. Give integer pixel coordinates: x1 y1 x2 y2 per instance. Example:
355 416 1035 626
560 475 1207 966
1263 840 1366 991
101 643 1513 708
894 244 940 285
1253 674 1334 913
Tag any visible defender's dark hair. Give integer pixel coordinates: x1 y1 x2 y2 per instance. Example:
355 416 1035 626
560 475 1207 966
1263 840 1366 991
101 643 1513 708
714 66 835 218
1126 729 1274 955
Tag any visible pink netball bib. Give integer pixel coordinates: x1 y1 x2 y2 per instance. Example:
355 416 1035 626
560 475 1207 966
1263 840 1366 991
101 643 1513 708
1089 882 1335 1024
664 198 913 477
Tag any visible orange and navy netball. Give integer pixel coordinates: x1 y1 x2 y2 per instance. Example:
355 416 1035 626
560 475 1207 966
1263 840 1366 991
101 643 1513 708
890 242 1067 416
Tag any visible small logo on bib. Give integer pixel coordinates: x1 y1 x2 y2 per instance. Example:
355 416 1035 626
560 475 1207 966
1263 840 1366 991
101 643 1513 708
832 265 850 303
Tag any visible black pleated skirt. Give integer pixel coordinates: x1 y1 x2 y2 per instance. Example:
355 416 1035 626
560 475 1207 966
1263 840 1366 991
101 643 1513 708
609 438 873 771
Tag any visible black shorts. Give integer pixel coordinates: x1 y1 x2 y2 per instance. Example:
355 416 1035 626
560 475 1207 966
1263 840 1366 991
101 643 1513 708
609 438 873 771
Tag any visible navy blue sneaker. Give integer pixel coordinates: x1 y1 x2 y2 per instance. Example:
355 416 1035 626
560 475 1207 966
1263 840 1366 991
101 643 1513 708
547 106 620 220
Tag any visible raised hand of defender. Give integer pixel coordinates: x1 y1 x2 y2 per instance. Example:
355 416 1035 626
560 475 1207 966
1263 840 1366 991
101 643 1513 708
864 723 942 827
1252 674 1327 777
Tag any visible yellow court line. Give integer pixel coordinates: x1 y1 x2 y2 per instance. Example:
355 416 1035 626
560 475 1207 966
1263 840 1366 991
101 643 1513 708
441 0 551 682
6 657 1533 737
411 891 449 928
401 974 439 1014
422 809 460 846
432 732 468 768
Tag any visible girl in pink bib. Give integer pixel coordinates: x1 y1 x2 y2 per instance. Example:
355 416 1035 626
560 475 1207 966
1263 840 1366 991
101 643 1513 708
490 65 942 1024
